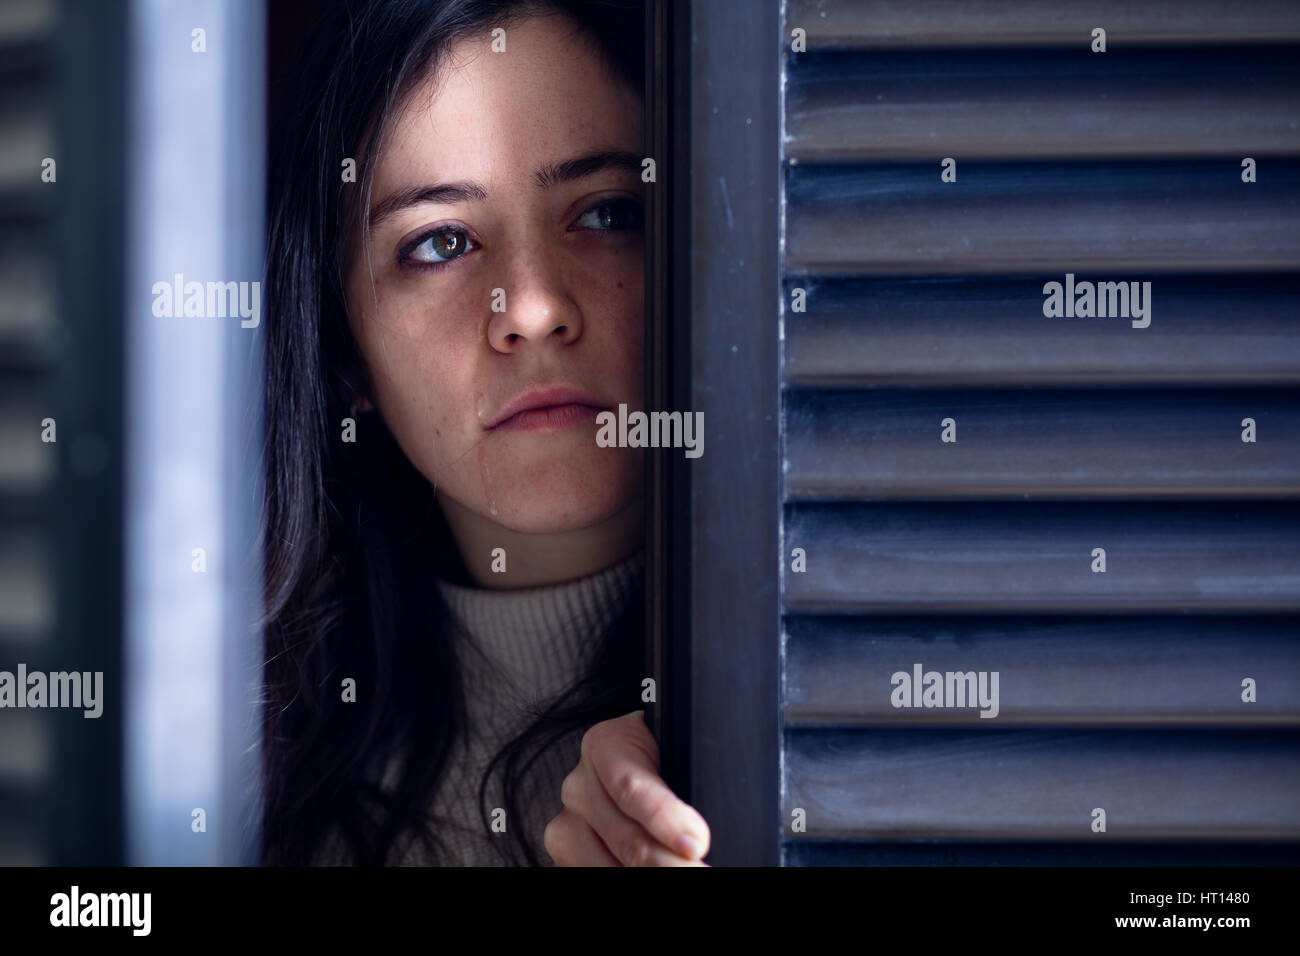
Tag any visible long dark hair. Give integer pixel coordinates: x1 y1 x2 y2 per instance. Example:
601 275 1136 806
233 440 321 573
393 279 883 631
259 0 646 866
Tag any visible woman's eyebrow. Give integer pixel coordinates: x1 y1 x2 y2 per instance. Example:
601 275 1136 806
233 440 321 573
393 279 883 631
534 148 643 191
368 148 643 229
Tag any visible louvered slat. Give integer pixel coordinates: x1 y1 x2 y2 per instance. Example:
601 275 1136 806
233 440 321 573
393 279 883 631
786 0 1300 48
0 709 50 783
786 729 1300 841
783 276 1300 387
787 49 1300 161
785 502 1300 613
785 389 1300 499
785 616 1300 727
779 4 1300 865
0 786 46 866
787 842 1300 866
785 161 1300 275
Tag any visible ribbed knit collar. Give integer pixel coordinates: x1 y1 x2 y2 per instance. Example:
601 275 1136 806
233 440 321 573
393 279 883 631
435 549 646 712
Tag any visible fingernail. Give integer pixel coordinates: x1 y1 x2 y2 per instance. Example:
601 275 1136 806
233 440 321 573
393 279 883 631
674 832 703 859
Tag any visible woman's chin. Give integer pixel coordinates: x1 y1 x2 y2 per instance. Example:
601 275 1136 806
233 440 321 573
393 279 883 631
473 455 643 534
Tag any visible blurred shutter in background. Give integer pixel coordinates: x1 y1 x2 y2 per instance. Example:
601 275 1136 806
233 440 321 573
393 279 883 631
0 0 60 867
0 0 265 866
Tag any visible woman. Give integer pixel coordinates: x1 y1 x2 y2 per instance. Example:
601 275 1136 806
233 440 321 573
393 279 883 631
260 0 710 866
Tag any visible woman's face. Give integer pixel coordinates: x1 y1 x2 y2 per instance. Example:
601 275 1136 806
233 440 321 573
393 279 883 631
344 12 645 537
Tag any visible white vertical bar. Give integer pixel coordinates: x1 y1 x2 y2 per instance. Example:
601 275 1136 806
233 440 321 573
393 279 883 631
124 0 265 866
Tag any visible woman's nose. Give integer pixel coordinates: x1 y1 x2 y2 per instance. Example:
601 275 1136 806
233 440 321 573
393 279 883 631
486 250 584 353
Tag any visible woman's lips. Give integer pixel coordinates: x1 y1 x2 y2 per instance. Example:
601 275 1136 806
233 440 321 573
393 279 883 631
485 385 609 430
490 402 603 432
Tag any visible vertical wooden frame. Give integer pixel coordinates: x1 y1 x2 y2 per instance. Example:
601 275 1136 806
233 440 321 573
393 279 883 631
648 0 781 865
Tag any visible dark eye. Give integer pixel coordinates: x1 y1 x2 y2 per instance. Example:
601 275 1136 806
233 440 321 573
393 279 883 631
406 227 477 265
575 198 643 231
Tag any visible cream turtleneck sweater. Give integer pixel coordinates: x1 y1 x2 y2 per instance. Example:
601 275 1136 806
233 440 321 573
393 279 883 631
316 548 645 866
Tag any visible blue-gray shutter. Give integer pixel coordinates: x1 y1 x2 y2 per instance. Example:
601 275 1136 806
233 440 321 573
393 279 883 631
0 0 127 865
780 0 1300 864
0 0 57 866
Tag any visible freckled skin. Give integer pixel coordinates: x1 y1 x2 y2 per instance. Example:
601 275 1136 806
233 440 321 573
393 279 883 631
342 14 645 584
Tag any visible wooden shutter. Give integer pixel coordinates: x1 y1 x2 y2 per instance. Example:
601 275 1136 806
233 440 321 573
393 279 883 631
780 0 1300 864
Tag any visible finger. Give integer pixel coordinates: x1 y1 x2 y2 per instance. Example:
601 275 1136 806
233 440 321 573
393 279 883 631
569 751 705 867
543 809 620 867
582 714 711 861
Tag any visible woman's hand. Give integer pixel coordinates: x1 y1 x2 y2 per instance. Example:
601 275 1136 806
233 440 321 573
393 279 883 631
544 710 711 866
